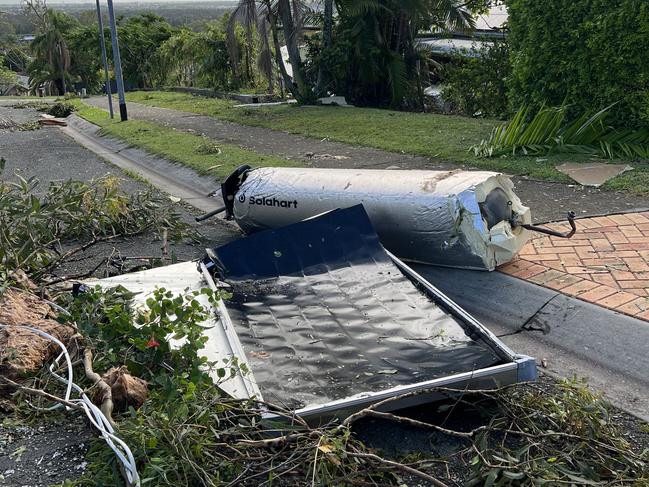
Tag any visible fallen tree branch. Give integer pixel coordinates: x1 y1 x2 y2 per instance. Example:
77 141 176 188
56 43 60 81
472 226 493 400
347 451 450 487
83 348 115 428
40 258 107 288
0 375 82 411
36 228 154 278
353 409 485 439
161 228 169 263
338 382 533 431
236 430 320 448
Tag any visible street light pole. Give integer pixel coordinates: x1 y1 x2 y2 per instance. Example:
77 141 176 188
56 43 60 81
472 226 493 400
95 0 114 119
106 0 127 121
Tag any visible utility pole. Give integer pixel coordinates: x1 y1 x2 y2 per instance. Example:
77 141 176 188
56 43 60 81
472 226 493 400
106 0 127 121
95 0 114 119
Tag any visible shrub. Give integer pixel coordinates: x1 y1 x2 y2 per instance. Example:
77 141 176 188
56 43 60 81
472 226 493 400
507 0 649 129
440 40 511 119
47 100 76 118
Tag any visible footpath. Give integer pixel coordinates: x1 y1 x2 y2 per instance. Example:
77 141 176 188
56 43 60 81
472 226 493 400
501 213 649 322
85 96 649 223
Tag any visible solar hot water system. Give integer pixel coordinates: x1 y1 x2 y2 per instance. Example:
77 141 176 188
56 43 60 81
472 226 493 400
87 166 578 420
91 205 538 422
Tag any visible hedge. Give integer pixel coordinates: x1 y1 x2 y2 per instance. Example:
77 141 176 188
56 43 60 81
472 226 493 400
507 0 649 129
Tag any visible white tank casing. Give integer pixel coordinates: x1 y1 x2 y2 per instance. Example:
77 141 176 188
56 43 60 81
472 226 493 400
230 167 532 270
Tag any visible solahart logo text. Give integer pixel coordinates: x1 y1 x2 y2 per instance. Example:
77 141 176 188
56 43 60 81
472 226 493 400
247 195 298 209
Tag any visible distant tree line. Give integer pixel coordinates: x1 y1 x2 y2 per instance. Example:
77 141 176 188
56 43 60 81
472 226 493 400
9 0 496 108
11 2 252 96
6 0 645 128
0 1 232 34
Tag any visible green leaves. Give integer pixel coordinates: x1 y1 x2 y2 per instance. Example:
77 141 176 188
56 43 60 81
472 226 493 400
466 378 647 486
46 100 75 117
65 286 220 390
440 40 511 119
507 0 649 130
471 103 649 159
0 167 193 278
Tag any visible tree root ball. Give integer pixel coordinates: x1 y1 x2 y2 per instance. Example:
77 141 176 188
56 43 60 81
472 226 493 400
99 366 148 411
0 289 75 380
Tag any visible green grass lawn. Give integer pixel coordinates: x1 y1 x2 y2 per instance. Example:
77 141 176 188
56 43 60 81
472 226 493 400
125 91 649 196
72 100 298 181
0 96 58 100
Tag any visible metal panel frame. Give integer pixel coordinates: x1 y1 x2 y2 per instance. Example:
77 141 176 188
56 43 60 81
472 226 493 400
90 238 535 422
290 360 530 425
198 251 535 422
198 261 262 399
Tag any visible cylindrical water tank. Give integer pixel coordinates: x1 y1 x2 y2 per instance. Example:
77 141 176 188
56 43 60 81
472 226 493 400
222 167 531 270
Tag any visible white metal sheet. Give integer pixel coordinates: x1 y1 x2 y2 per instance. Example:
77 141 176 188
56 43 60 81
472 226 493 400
86 261 260 400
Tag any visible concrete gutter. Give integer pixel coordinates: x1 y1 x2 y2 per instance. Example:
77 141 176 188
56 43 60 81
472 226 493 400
417 266 649 421
60 115 218 213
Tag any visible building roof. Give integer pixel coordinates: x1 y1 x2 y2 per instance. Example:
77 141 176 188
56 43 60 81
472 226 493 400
474 5 508 31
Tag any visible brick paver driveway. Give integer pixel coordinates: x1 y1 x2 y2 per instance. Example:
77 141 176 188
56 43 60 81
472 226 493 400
499 212 649 321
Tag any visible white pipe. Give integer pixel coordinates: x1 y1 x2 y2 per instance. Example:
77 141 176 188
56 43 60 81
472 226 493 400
0 323 140 486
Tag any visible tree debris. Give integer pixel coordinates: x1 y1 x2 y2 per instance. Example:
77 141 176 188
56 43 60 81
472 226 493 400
98 366 148 411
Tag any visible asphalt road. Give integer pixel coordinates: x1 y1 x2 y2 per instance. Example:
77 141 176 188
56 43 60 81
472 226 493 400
0 103 241 280
417 266 649 420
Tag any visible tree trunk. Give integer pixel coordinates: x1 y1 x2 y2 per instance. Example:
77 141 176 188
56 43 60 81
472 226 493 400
55 78 65 96
268 7 297 98
57 43 66 95
277 0 308 100
267 67 274 94
322 0 333 49
316 0 333 95
258 17 274 95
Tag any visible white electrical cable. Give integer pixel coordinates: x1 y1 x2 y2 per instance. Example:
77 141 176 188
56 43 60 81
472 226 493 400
0 323 141 487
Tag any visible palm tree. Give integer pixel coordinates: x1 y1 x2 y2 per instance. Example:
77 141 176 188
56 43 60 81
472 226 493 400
260 0 296 97
316 0 334 95
335 0 476 108
277 0 308 99
30 9 73 95
226 0 479 105
227 0 310 99
226 0 259 87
